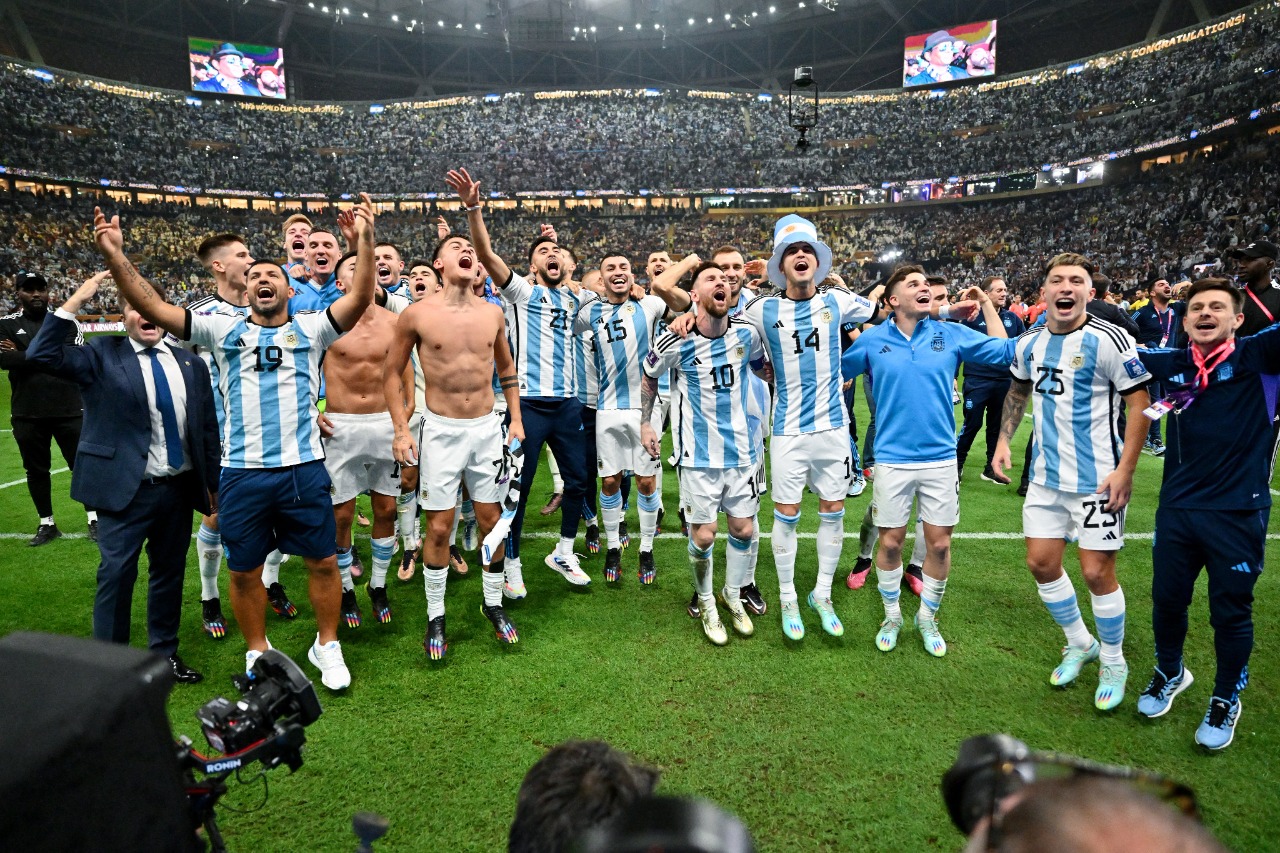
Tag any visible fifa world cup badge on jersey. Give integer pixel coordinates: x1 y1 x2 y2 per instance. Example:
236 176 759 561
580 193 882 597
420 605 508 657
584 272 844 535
283 332 298 347
1071 354 1084 368
1123 357 1147 379
645 351 659 368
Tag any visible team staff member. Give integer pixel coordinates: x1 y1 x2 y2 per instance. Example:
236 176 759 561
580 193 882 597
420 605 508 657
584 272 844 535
1131 278 1177 456
0 270 99 545
1134 278 1280 750
1230 240 1280 336
28 272 220 684
956 275 1025 484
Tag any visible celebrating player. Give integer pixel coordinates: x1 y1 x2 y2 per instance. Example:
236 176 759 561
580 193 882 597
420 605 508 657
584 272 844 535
842 266 1004 658
739 215 875 640
93 196 380 691
642 262 765 644
574 252 671 584
993 252 1152 710
385 231 524 661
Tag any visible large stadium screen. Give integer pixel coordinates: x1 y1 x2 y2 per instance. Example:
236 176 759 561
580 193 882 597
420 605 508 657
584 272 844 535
903 20 996 89
189 38 286 99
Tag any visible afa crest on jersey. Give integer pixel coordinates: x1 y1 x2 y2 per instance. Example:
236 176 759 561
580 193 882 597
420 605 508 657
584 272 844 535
931 336 945 352
1071 354 1085 368
283 332 299 347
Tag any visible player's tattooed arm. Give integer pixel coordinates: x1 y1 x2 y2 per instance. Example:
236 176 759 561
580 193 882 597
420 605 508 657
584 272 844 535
998 378 1032 443
990 378 1031 480
639 373 662 460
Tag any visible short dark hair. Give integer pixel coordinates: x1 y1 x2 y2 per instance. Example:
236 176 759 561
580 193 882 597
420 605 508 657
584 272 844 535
684 260 724 292
375 241 401 257
306 228 339 245
528 235 558 262
408 259 434 273
508 740 659 853
710 245 743 261
599 250 631 269
1044 252 1096 279
563 246 579 265
1185 276 1243 314
246 259 283 276
196 233 245 267
883 263 926 299
432 235 474 264
1092 273 1112 298
336 251 358 275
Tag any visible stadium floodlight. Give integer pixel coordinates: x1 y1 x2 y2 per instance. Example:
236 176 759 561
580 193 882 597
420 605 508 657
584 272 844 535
787 66 818 153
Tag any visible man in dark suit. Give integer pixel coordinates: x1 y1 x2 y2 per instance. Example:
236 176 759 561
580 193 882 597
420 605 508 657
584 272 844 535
27 273 221 684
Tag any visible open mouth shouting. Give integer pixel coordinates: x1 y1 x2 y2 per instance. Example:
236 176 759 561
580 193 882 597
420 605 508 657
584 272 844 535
312 256 331 273
546 258 562 278
291 238 306 255
376 264 393 282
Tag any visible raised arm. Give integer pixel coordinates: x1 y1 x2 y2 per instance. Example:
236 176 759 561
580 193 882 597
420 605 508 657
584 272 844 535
991 378 1032 478
93 208 187 337
651 253 700 314
386 310 420 465
446 168 513 287
328 193 376 331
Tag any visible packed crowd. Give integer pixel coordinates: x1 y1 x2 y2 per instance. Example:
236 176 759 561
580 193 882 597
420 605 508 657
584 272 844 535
0 6 1277 194
2 135 1275 316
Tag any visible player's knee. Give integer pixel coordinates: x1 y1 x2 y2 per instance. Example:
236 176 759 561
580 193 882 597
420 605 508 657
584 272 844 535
690 527 715 550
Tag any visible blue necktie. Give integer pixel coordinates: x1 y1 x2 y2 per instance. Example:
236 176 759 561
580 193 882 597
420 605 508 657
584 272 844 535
145 348 184 470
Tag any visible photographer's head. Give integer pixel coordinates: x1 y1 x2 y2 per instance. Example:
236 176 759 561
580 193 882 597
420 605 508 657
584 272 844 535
508 740 659 853
964 776 1225 853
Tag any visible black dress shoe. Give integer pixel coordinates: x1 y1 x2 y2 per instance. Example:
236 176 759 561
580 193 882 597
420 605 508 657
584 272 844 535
169 654 204 684
87 520 99 542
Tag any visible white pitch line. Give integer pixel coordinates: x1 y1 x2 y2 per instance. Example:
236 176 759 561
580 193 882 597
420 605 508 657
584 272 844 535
0 467 68 490
4 530 1280 541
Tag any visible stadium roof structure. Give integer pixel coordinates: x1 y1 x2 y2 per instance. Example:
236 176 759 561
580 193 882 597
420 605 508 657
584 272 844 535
0 0 1256 98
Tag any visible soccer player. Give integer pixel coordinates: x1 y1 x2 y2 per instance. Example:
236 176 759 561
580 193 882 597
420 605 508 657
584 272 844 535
289 227 341 312
847 276 947 594
992 252 1152 710
385 232 524 661
320 250 414 628
374 241 409 298
1131 278 1176 456
842 266 1003 658
956 275 1025 483
641 262 764 644
92 197 380 691
188 234 296 640
449 168 590 592
281 213 312 286
1131 278 1280 749
574 252 671 584
738 215 876 640
651 250 770 618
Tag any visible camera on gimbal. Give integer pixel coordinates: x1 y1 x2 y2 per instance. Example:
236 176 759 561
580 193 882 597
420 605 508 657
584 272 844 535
178 649 323 852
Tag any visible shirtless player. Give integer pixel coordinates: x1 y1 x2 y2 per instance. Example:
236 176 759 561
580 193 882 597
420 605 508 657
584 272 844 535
385 233 525 661
322 250 414 629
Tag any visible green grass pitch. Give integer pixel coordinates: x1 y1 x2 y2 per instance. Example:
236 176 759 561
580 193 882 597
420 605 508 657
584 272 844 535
1 368 1278 851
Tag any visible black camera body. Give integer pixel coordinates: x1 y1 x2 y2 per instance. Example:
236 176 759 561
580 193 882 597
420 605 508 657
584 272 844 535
195 649 322 760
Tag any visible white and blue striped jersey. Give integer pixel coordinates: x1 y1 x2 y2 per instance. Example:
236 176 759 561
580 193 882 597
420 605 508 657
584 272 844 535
645 320 765 470
575 293 668 410
178 294 249 433
741 288 875 436
497 272 579 399
1011 316 1151 493
184 308 344 469
575 330 599 408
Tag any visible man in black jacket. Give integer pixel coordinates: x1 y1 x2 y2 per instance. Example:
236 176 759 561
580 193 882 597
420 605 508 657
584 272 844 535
0 271 98 545
1088 273 1140 337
